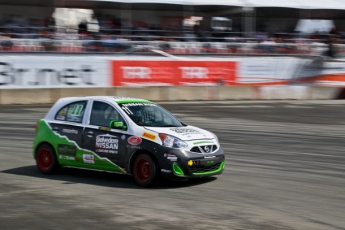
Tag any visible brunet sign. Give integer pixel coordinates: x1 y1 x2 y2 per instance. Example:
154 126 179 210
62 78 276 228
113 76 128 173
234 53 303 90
0 56 109 88
111 60 237 86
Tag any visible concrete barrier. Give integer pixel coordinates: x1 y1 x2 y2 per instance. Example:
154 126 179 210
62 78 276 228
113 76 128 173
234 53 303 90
113 87 162 101
0 86 342 105
256 86 311 100
218 86 254 100
0 89 52 104
310 86 343 100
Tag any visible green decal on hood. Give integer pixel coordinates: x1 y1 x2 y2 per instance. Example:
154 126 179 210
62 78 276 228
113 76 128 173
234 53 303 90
193 141 214 145
33 120 124 173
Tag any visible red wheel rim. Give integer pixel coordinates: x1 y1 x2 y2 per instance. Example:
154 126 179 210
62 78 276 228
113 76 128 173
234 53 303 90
135 157 151 183
37 148 53 171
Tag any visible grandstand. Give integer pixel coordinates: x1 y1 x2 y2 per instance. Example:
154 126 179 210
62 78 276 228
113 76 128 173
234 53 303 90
0 0 345 57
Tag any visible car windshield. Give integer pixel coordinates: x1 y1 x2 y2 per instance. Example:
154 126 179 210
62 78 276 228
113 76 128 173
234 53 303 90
119 102 185 127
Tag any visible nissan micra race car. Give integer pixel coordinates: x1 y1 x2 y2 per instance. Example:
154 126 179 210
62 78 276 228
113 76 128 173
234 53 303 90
33 96 225 186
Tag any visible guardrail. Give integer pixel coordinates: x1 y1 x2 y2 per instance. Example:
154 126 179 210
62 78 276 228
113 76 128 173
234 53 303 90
0 86 342 105
1 39 341 57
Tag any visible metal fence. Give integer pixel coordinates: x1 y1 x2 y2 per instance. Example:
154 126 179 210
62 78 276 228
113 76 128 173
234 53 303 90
1 38 344 57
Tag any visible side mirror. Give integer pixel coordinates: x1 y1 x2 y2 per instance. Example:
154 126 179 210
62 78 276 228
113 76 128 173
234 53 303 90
109 120 127 131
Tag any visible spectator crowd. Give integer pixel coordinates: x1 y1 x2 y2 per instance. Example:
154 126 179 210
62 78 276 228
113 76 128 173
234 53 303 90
0 14 344 58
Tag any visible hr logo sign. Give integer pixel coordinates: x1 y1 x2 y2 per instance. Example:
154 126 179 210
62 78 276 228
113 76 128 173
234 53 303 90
179 67 209 79
121 67 152 79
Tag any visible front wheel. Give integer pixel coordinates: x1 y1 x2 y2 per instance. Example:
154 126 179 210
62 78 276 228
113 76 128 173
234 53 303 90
133 153 159 187
36 144 60 174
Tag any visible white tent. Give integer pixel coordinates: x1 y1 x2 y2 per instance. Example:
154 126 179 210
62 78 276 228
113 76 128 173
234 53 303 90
244 0 345 10
79 0 345 10
1 0 345 10
295 19 336 33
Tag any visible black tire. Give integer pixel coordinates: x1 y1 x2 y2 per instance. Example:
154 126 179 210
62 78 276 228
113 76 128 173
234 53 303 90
133 153 159 187
36 144 60 174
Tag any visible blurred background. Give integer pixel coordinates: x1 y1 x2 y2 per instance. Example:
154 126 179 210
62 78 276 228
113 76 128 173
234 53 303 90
0 0 344 57
1 2 345 230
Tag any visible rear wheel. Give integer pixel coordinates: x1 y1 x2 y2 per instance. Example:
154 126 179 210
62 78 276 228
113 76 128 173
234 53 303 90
133 153 159 187
36 144 59 174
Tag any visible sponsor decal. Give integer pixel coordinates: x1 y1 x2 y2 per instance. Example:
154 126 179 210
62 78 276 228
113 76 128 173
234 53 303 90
164 153 177 162
56 115 65 121
57 144 77 156
121 103 156 107
193 141 214 145
83 154 94 164
161 169 172 173
99 126 111 131
95 134 119 154
128 136 142 145
170 128 201 135
121 135 126 140
60 155 75 161
59 110 66 116
204 156 216 159
62 129 78 135
121 103 156 115
126 144 140 149
142 132 156 141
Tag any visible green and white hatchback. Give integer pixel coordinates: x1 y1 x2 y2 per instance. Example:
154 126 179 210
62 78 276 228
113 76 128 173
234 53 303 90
33 96 225 186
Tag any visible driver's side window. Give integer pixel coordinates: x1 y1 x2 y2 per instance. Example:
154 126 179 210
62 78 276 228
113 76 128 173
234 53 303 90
90 101 124 127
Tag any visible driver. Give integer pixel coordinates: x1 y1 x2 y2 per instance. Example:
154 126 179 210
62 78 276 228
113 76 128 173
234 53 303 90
128 106 144 125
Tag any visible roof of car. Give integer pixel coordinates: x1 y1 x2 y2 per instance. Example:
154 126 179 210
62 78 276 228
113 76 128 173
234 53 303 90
58 96 153 104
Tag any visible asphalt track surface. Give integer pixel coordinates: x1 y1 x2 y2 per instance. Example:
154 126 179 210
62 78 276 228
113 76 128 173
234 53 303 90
0 101 345 230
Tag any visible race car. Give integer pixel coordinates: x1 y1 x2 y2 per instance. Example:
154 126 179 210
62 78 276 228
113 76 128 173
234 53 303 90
33 96 225 186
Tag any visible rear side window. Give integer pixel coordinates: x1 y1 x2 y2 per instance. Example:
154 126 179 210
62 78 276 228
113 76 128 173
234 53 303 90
55 101 87 123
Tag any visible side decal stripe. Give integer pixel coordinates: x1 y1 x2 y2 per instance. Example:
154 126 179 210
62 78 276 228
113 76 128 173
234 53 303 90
44 120 126 173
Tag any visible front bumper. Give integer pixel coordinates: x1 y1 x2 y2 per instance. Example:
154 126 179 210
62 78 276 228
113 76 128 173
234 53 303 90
172 161 225 178
159 147 225 179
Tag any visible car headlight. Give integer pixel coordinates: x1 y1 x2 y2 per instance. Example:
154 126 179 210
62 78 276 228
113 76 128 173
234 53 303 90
159 134 188 149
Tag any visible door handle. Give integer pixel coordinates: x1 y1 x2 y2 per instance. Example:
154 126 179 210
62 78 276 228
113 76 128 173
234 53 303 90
87 131 94 137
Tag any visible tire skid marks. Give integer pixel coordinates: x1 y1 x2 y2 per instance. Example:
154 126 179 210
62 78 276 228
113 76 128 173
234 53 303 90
177 114 345 164
179 116 345 137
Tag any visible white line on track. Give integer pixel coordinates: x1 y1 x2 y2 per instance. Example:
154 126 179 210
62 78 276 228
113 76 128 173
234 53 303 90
0 126 34 131
157 100 345 105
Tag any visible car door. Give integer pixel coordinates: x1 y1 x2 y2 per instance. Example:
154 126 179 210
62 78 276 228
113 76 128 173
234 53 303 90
49 100 88 165
82 100 130 170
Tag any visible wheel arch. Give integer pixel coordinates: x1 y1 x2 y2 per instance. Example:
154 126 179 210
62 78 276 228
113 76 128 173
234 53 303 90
34 142 56 159
128 149 161 175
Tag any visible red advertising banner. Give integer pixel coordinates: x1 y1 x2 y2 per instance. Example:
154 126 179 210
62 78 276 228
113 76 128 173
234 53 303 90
111 60 236 86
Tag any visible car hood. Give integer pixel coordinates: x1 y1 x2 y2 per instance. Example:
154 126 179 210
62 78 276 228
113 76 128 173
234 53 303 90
144 125 214 141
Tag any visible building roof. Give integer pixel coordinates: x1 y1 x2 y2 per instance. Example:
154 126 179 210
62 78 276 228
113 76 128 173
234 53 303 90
1 0 345 10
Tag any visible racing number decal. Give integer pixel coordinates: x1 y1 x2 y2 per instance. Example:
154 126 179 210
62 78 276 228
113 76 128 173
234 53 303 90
70 104 84 116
